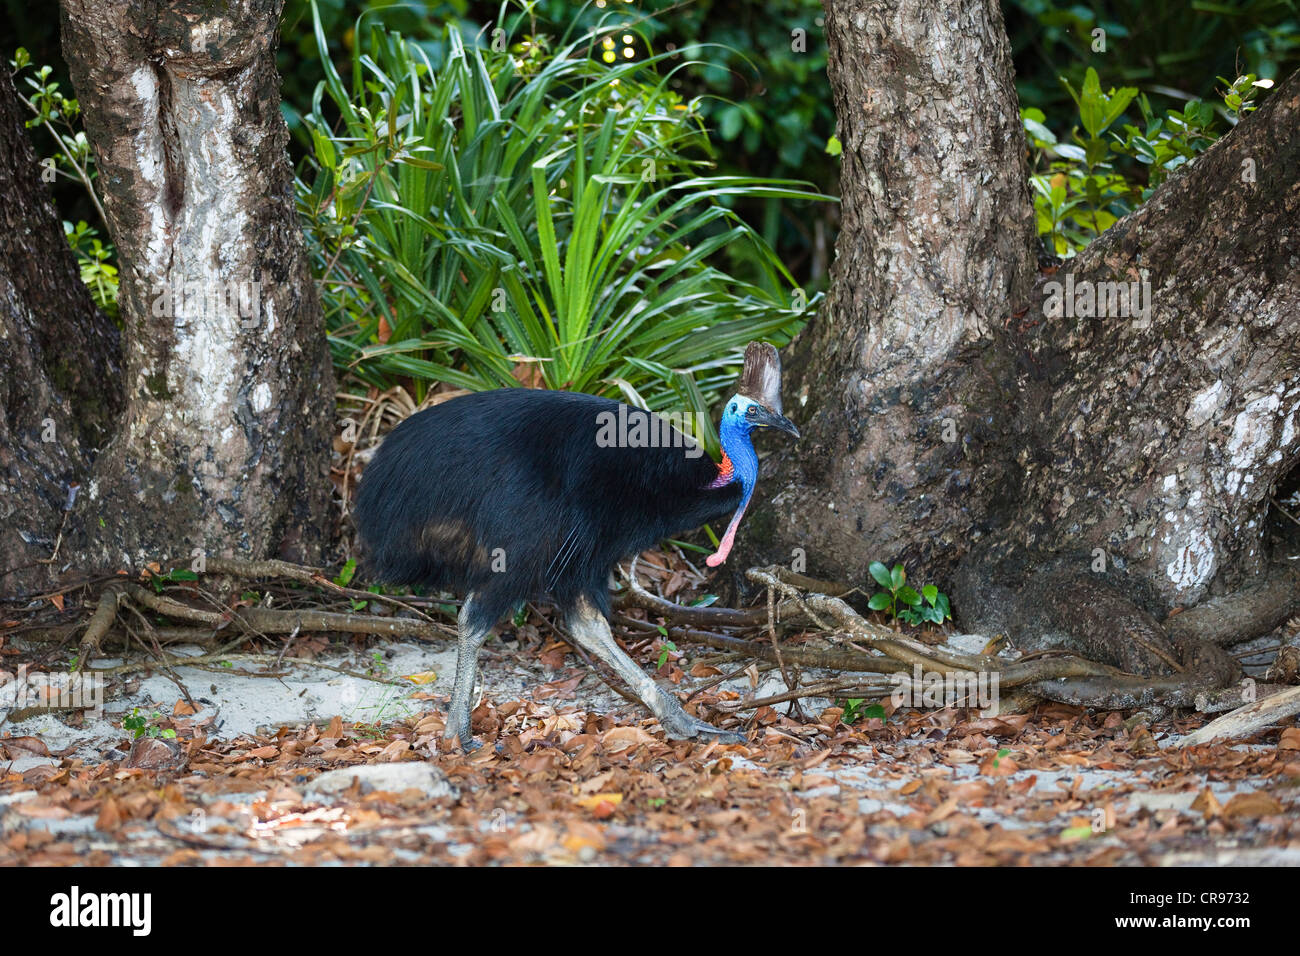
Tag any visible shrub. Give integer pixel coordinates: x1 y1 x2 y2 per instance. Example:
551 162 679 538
1022 67 1272 256
297 2 828 441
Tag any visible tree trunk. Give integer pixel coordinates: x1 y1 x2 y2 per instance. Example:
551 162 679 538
951 65 1300 692
748 0 1038 579
0 68 124 591
1004 71 1300 608
1 1 336 597
55 0 336 579
745 0 1300 699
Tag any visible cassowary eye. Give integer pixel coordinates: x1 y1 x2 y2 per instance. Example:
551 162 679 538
745 405 758 418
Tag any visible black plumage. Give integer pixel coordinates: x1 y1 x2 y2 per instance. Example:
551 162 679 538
355 389 740 632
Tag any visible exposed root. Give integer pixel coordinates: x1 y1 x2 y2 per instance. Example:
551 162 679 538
75 586 122 668
1164 562 1300 647
123 583 452 642
5 553 1292 733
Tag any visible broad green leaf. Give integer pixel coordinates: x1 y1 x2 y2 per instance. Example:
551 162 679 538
868 593 893 611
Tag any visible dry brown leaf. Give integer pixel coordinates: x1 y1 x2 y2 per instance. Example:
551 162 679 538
925 797 959 824
562 821 606 853
952 781 992 802
379 740 410 760
602 726 656 753
511 360 546 389
1222 791 1283 819
3 737 50 757
1191 787 1222 819
95 798 123 832
979 752 1019 776
539 640 571 671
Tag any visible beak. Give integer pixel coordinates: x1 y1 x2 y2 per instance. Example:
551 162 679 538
753 404 801 439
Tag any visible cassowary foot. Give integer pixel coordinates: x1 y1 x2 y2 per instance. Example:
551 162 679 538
442 725 483 753
441 699 480 752
659 711 747 746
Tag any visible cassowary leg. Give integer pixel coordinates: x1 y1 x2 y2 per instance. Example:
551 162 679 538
564 596 746 745
444 595 490 751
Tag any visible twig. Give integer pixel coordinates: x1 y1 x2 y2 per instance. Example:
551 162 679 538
543 612 641 709
1270 496 1300 530
621 556 810 628
766 584 803 720
199 557 446 628
125 584 451 642
685 661 776 702
119 606 196 710
716 678 898 711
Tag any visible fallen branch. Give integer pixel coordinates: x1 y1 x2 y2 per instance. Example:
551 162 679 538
200 557 445 627
75 586 122 668
125 584 452 642
1174 684 1300 747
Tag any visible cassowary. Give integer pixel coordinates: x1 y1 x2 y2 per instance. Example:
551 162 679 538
354 342 798 749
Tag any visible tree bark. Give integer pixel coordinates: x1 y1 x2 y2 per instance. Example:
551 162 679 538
53 0 335 579
743 0 1300 697
2 1 336 597
748 0 1037 580
952 67 1300 684
0 68 124 591
1004 71 1300 608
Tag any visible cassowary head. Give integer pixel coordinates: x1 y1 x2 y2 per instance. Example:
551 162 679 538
706 342 800 567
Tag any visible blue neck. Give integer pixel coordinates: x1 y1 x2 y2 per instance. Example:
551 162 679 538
705 413 760 568
718 416 759 507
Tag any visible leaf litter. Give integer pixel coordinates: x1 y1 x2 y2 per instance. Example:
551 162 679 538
2 552 1298 866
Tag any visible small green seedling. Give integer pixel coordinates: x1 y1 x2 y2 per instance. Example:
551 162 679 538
122 708 176 740
841 699 886 725
867 562 951 627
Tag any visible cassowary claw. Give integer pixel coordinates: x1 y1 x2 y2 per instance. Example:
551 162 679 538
661 713 748 746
